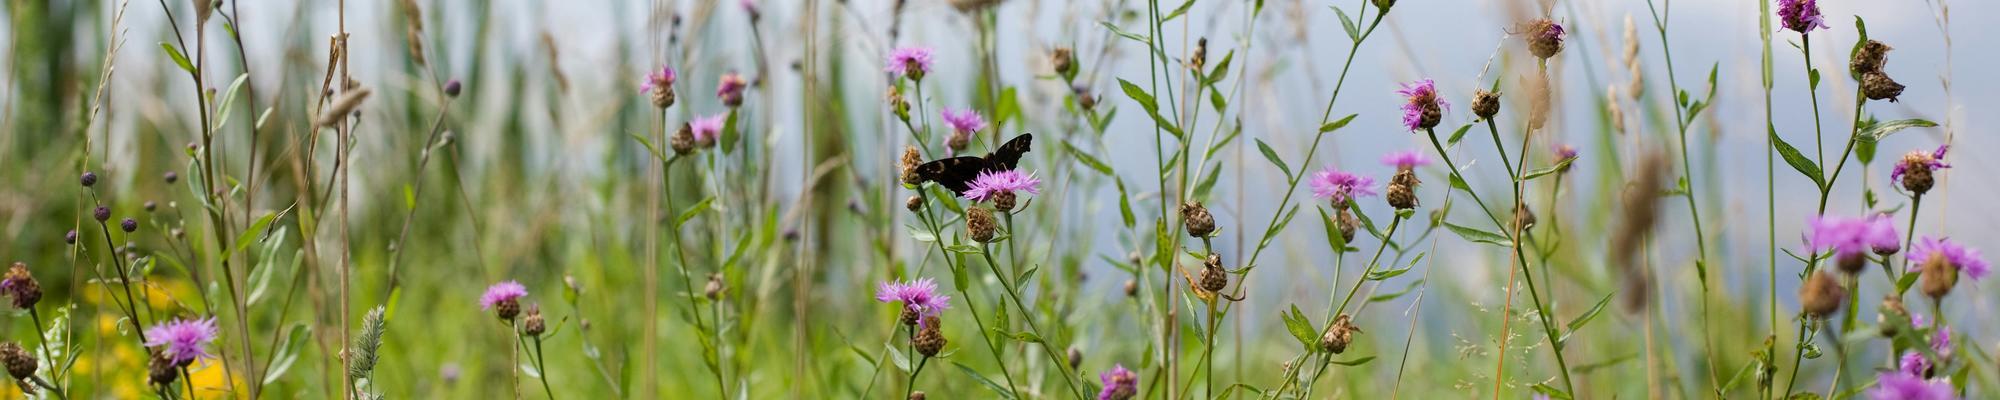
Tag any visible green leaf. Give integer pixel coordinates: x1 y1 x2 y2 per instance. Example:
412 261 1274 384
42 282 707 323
1849 16 1871 78
1116 179 1137 228
1808 69 1821 89
1098 21 1149 44
161 42 196 74
1318 114 1359 134
676 197 715 228
1365 267 1411 281
262 324 311 385
1333 6 1360 42
1317 207 1349 254
1446 124 1474 146
1193 164 1224 200
1281 305 1317 351
1531 384 1574 400
1770 126 1826 189
1443 222 1509 246
216 73 250 127
1859 119 1937 141
1255 139 1292 179
954 361 1020 400
1117 79 1159 113
1206 50 1236 84
222 212 281 261
1369 280 1421 303
1565 292 1616 333
1519 157 1576 181
1162 0 1198 22
1060 140 1114 176
944 244 983 255
1331 356 1376 366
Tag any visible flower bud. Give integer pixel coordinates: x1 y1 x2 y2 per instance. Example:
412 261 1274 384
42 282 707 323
3 263 41 309
81 171 99 187
967 207 998 243
1861 72 1904 103
1319 314 1361 354
670 123 697 156
445 79 463 98
1181 202 1216 238
1051 47 1075 77
1920 252 1959 300
906 196 924 212
1526 19 1566 59
122 218 139 233
0 342 34 380
522 304 546 337
913 317 947 357
1124 279 1139 297
899 146 924 186
94 206 112 222
1849 40 1891 78
704 274 726 300
1471 90 1501 120
1797 270 1846 319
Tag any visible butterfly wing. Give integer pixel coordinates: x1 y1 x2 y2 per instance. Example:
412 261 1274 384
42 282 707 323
983 134 1034 171
915 156 992 195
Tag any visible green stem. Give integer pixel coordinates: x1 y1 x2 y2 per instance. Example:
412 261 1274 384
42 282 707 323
979 243 1086 398
915 194 1022 397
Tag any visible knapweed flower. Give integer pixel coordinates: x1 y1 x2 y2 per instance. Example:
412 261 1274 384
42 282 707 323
640 66 677 109
1396 79 1447 131
144 317 219 365
1380 150 1431 171
480 280 528 320
1 263 40 309
1806 214 1899 273
1910 236 1987 299
1098 364 1137 400
887 46 935 81
876 278 951 325
963 169 1040 212
1892 145 1949 195
941 108 987 135
717 72 747 107
1777 0 1828 33
1898 325 1951 377
1556 144 1580 173
0 342 34 380
1310 167 1377 209
1866 371 1955 400
690 114 726 148
1526 19 1565 59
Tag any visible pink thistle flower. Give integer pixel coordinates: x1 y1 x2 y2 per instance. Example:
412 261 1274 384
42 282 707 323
144 317 220 365
639 66 676 94
1380 150 1432 171
1309 166 1377 207
1097 364 1137 400
962 169 1040 202
1807 214 1897 260
886 46 935 80
1907 236 1988 280
479 281 528 310
941 108 987 135
1867 371 1956 400
1891 145 1950 186
1777 0 1829 34
875 278 951 319
717 72 748 107
1396 79 1448 131
1557 144 1579 161
690 114 727 145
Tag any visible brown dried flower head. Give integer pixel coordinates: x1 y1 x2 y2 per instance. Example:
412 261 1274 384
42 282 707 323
1920 252 1960 300
1471 90 1501 120
1798 270 1847 319
913 317 947 357
1319 314 1361 354
1181 202 1216 238
967 206 998 243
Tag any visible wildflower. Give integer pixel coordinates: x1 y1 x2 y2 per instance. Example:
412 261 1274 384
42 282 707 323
912 316 947 357
877 278 952 326
967 206 999 243
1051 47 1075 77
886 46 935 81
144 317 220 365
81 171 98 187
941 108 986 135
1098 364 1138 400
1797 270 1846 319
963 169 1040 212
690 114 726 149
717 72 748 107
1893 146 1949 195
1396 79 1448 131
1 263 41 309
122 218 139 233
1807 214 1900 274
1182 202 1217 238
1556 144 1579 173
522 304 546 337
1867 371 1955 400
148 351 179 386
641 66 677 109
480 281 528 320
1525 19 1565 59
899 146 924 186
1777 0 1828 34
1309 167 1377 209
93 206 111 222
1381 149 1432 171
0 342 34 381
1197 253 1227 293
1319 313 1361 354
1910 236 1987 299
1471 90 1501 120
670 123 697 155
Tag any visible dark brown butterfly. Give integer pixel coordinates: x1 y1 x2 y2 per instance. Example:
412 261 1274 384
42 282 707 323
916 133 1033 196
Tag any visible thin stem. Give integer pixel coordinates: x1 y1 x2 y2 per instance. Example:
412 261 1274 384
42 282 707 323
28 309 63 396
904 356 930 400
979 243 1086 398
533 336 557 400
915 192 1022 397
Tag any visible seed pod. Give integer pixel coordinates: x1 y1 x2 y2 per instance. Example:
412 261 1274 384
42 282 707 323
1798 271 1847 319
1198 258 1227 294
1181 202 1216 238
967 207 998 243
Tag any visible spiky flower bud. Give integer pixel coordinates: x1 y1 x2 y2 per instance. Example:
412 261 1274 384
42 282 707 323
1386 171 1419 210
3 263 42 309
1181 202 1216 238
94 206 112 222
122 218 139 233
0 342 35 380
913 317 947 357
1319 314 1361 354
1920 252 1959 300
967 207 998 243
522 304 546 337
495 299 521 321
717 72 748 108
1198 255 1227 294
1861 72 1904 102
64 230 77 245
1798 270 1846 319
81 171 99 187
899 146 924 186
670 123 697 155
1897 148 1944 195
1471 90 1501 120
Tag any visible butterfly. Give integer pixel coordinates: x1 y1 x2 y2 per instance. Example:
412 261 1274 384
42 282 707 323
915 133 1033 196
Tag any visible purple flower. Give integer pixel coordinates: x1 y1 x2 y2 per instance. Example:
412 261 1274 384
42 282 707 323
1807 215 1897 259
1557 144 1578 161
1900 351 1931 376
640 66 676 94
1097 364 1137 400
1309 167 1377 207
1867 371 1956 400
1891 145 1950 186
144 317 219 364
962 169 1040 202
1777 0 1828 33
1380 150 1432 171
875 278 951 319
886 47 935 79
1539 22 1565 41
1908 236 1988 280
1396 79 1448 131
717 72 748 106
690 114 727 144
941 108 987 135
479 281 528 310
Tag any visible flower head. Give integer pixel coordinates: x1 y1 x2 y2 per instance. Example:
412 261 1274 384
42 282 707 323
1310 167 1377 207
479 281 528 310
1098 364 1138 400
1892 145 1949 193
1908 236 1988 280
1380 150 1432 171
1396 79 1448 131
962 169 1040 202
690 114 726 147
875 278 951 321
887 47 935 80
717 72 748 107
1807 215 1899 260
1867 371 1956 400
1526 19 1566 59
941 108 987 135
641 66 678 109
143 317 219 365
1777 0 1829 33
